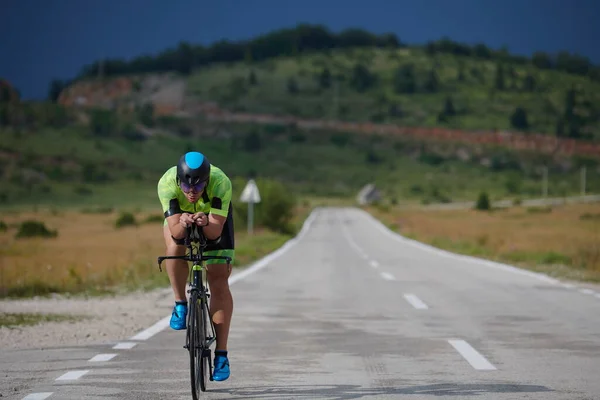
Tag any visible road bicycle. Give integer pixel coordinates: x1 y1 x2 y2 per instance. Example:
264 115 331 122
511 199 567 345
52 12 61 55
157 224 232 398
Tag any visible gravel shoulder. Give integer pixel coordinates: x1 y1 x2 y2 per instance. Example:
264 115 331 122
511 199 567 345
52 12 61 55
0 286 175 350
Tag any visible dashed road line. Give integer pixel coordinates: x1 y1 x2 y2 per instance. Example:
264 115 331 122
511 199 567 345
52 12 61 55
579 288 595 296
89 353 118 362
113 342 137 350
380 272 395 281
404 294 429 309
22 393 53 400
55 370 89 381
448 339 496 370
369 260 379 268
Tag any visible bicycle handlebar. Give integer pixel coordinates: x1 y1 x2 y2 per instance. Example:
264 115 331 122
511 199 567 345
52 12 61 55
156 224 231 271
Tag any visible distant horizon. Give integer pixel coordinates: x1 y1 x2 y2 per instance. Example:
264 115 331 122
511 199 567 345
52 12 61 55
2 0 598 100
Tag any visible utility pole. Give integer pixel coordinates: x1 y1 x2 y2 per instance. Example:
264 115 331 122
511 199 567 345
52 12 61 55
542 166 548 198
581 166 586 196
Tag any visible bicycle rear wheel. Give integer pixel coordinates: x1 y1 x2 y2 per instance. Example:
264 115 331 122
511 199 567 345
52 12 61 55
188 292 203 399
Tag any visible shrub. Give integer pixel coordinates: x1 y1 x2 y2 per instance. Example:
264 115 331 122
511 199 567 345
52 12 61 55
115 212 137 228
256 179 296 234
143 214 164 224
475 191 491 211
15 221 58 238
0 220 7 232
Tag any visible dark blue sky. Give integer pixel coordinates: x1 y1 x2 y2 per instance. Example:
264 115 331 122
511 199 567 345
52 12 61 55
2 0 598 100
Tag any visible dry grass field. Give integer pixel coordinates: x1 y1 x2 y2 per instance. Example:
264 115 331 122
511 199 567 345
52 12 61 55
367 202 600 283
0 208 304 297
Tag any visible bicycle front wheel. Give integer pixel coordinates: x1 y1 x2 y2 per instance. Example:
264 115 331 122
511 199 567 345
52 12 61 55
188 291 204 399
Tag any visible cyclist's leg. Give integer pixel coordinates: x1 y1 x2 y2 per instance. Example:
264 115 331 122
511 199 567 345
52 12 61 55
162 223 188 301
205 251 234 350
162 223 188 330
205 250 234 381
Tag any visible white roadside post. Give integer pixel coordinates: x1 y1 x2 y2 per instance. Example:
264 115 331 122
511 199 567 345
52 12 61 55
239 179 261 235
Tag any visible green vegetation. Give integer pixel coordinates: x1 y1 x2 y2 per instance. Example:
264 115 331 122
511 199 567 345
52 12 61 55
15 221 58 238
0 312 87 328
0 120 598 211
186 48 600 137
115 212 137 228
475 192 491 211
50 24 600 138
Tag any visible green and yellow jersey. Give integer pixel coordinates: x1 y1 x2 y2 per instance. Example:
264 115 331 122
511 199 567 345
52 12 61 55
157 164 232 220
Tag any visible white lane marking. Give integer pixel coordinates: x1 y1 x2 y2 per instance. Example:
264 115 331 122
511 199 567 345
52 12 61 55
357 209 560 285
129 208 319 341
130 315 171 341
113 342 137 349
404 294 429 309
228 208 318 285
89 353 118 362
448 340 496 370
55 370 89 381
22 394 53 400
380 272 395 281
595 293 600 299
579 288 595 295
369 260 379 268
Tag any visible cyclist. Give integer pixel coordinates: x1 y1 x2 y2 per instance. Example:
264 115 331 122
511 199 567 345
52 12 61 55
157 151 235 382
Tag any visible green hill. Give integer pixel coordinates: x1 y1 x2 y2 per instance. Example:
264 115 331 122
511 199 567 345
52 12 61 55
186 47 600 138
2 25 599 211
58 24 600 139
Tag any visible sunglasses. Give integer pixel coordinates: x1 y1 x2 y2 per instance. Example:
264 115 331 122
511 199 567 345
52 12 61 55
180 180 207 193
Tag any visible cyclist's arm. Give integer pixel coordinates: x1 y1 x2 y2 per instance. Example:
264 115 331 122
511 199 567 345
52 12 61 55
164 199 190 240
203 213 227 240
202 176 232 240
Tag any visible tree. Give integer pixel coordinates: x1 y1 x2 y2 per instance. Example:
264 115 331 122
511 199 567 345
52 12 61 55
494 63 505 90
48 79 66 103
510 107 529 130
393 64 416 94
319 67 332 89
437 97 456 123
424 68 439 93
523 74 536 92
532 52 552 69
243 129 262 152
457 62 466 82
175 42 194 74
350 63 375 92
248 70 258 85
287 77 299 94
475 192 491 211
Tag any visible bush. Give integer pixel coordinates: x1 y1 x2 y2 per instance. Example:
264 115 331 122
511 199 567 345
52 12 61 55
115 212 137 228
0 220 7 232
15 221 58 239
475 191 491 211
255 179 296 234
144 214 164 224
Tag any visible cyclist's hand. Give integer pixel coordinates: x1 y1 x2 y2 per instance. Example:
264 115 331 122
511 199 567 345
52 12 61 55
179 213 195 228
193 213 209 227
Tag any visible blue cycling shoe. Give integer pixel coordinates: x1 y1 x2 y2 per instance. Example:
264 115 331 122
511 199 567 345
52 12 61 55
169 302 187 330
213 352 230 381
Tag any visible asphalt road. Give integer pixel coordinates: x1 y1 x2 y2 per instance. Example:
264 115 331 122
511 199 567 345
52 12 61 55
5 207 600 400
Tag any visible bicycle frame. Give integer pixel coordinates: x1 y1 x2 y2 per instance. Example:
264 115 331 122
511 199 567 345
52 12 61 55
157 225 232 315
157 223 232 394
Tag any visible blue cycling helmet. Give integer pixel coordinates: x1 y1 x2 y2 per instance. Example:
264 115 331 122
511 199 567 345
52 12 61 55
177 151 210 185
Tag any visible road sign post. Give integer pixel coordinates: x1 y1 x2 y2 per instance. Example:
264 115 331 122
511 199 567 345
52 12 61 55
239 179 261 234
